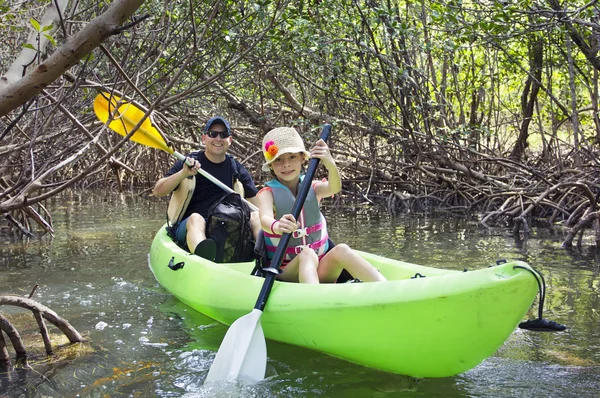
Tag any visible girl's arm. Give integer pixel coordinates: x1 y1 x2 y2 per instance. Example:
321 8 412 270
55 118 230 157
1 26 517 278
310 139 341 200
257 188 298 234
258 188 276 233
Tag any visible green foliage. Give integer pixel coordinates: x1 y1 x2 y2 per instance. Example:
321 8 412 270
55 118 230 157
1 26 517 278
30 17 41 32
4 0 600 156
44 34 56 46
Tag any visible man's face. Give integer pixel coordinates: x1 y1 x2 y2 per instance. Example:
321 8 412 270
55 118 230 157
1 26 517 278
202 122 232 157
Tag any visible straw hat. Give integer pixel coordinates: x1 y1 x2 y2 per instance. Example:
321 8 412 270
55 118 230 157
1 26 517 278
261 127 310 172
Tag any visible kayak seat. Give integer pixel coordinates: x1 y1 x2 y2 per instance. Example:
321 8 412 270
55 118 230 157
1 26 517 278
250 230 354 283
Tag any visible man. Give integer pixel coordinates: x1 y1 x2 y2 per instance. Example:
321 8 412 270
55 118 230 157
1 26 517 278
153 116 260 260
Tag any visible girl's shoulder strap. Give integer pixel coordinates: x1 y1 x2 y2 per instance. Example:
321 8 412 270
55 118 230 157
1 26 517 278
265 179 285 189
266 175 306 189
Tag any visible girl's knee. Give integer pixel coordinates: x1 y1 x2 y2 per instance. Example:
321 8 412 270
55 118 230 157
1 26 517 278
331 243 351 256
298 247 318 262
297 248 318 270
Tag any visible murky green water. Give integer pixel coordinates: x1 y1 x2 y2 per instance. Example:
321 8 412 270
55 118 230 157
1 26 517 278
1 190 598 397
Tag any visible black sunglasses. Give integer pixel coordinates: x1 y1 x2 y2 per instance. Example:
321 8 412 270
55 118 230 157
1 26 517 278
205 130 231 139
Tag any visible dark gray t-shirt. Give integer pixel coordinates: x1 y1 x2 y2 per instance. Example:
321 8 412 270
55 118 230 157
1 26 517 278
165 151 257 219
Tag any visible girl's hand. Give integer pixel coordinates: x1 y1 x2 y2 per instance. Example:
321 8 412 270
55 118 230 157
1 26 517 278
310 139 335 167
275 214 299 234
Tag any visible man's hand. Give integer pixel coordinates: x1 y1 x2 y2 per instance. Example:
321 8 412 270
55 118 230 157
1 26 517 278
183 157 201 176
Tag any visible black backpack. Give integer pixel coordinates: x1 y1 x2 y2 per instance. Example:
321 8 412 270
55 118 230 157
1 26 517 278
206 192 255 263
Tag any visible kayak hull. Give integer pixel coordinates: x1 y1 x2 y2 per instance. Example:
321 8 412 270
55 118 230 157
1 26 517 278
149 225 538 378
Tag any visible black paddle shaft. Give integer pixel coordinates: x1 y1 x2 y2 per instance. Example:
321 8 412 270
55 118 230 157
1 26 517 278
254 124 332 311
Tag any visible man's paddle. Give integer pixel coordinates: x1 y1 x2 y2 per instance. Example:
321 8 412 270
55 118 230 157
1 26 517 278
92 92 258 212
204 124 332 385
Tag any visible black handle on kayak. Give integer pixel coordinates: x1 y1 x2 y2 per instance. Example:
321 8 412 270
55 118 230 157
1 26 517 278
254 124 332 311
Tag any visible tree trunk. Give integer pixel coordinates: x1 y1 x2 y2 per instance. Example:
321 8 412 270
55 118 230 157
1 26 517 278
510 37 543 159
0 0 146 117
566 33 581 166
547 0 600 71
0 0 69 88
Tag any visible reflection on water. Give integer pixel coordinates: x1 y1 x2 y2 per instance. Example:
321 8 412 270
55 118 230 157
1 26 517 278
1 190 599 397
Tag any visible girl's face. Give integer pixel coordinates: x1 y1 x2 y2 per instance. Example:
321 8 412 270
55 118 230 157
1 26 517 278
271 152 305 182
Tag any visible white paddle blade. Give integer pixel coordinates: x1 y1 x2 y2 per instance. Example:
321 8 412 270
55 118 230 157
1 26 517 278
204 309 267 384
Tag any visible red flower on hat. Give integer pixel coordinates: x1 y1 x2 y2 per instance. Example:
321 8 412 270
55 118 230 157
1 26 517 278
264 140 278 160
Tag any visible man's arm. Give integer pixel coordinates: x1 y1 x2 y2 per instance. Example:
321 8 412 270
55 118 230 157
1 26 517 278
235 161 259 209
152 158 199 197
247 195 259 211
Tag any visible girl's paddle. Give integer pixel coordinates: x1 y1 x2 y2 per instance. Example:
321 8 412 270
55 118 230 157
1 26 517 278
92 92 258 211
204 124 332 385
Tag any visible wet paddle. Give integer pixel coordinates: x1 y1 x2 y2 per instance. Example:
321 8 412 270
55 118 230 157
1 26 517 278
204 124 332 385
92 92 258 211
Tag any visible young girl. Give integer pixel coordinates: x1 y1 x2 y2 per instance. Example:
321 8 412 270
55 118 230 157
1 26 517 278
257 127 387 284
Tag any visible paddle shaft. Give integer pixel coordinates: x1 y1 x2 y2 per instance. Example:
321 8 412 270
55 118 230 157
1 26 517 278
254 124 331 311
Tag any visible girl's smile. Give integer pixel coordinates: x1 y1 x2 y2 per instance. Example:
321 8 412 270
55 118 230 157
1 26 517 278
271 152 305 184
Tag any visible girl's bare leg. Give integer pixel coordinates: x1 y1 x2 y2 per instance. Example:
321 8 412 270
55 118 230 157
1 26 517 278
317 244 386 283
277 248 320 284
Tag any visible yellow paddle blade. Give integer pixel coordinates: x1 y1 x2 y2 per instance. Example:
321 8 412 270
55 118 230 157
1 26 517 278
93 93 174 155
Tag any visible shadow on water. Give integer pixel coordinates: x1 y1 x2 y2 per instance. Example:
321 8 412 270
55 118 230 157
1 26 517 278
1 190 599 397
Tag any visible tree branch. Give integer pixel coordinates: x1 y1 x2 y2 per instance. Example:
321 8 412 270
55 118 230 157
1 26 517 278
0 0 146 117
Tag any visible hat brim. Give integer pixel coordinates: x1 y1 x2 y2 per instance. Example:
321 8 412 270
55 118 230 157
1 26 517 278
261 148 310 172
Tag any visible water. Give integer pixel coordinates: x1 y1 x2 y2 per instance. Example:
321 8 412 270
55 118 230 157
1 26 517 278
1 190 599 397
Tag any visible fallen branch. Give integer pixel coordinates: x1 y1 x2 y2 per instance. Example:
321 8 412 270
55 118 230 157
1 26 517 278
562 209 600 248
0 294 84 370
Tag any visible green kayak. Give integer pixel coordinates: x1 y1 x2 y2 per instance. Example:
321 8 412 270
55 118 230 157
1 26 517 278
149 224 539 378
